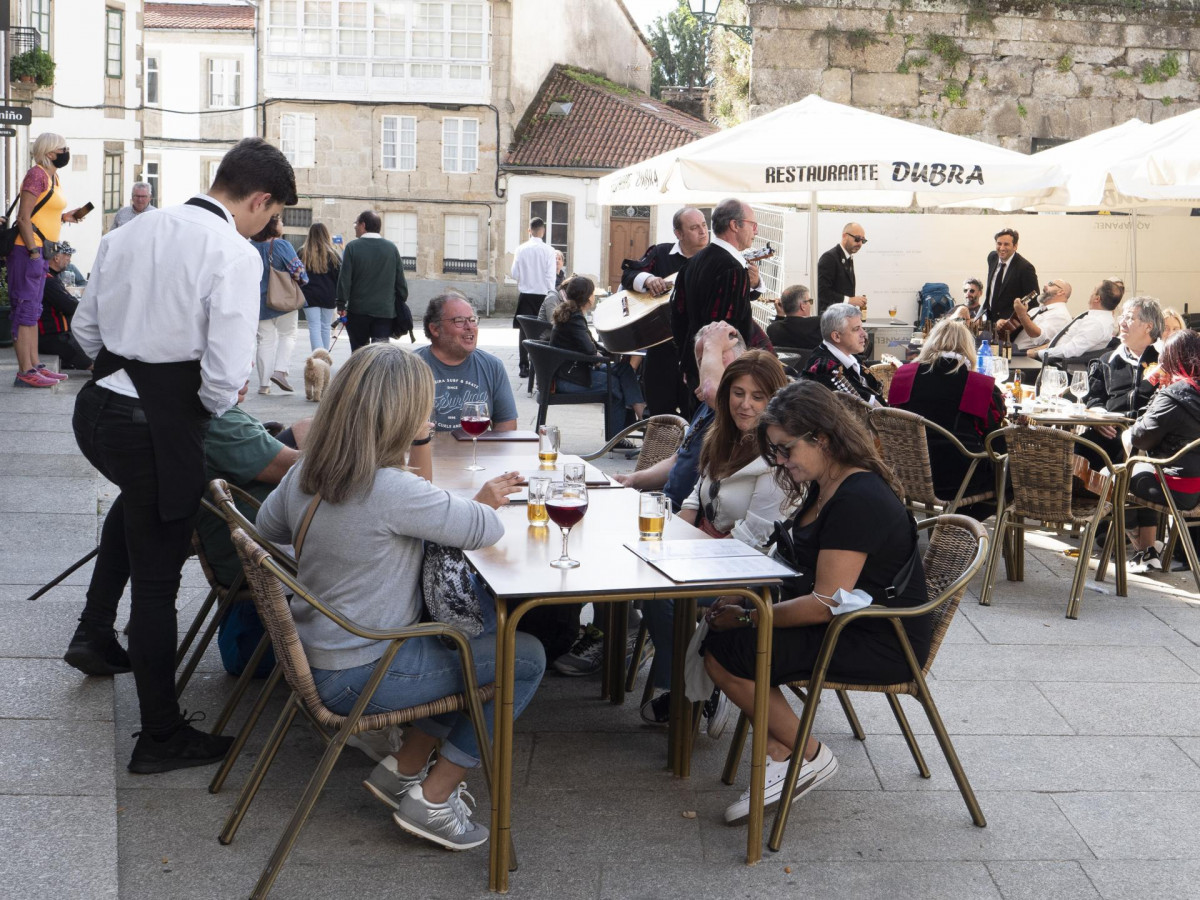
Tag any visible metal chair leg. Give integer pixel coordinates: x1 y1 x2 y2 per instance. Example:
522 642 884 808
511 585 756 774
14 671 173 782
979 510 1010 606
176 587 242 698
209 663 283 795
211 634 273 736
176 585 220 668
220 693 299 844
835 689 865 741
886 694 930 778
1066 519 1100 619
768 680 824 852
916 683 986 826
721 711 750 785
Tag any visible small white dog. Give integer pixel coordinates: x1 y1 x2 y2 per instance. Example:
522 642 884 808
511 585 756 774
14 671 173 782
304 348 332 402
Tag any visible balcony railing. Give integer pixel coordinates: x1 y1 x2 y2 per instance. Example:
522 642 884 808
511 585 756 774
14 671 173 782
401 256 416 272
442 258 477 275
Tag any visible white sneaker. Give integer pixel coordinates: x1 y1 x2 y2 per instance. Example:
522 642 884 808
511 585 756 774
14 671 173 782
362 752 429 811
394 782 489 850
704 690 735 740
347 724 405 763
723 742 838 826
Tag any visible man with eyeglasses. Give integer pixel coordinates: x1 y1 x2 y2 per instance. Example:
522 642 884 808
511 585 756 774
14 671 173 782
1006 279 1073 356
767 283 822 350
962 278 983 318
816 222 868 312
414 292 518 432
672 197 762 404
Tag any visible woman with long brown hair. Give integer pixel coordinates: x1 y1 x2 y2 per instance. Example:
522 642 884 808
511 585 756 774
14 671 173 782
299 221 341 351
704 379 928 826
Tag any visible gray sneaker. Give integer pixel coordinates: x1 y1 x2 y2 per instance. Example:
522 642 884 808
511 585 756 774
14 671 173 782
348 725 405 763
363 754 430 811
394 782 489 850
552 624 604 676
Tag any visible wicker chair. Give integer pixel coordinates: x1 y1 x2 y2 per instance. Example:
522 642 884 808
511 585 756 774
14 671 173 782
868 362 898 397
833 391 874 435
720 515 989 850
581 414 689 698
221 525 497 900
1107 436 1200 594
868 407 996 518
980 424 1124 619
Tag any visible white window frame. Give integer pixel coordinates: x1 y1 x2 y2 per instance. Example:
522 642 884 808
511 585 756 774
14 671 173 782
207 58 242 109
529 198 570 267
144 160 160 206
31 0 51 51
384 211 418 268
443 214 478 266
205 159 222 190
145 56 160 106
442 117 478 174
280 112 317 168
381 115 416 172
105 8 124 79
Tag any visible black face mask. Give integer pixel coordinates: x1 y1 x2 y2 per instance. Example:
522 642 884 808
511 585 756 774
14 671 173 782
52 150 70 168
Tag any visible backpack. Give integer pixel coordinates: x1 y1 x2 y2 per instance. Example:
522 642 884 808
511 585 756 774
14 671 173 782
915 282 953 326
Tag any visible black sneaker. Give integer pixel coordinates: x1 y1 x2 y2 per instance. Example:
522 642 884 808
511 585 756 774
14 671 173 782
63 626 131 676
128 712 234 774
640 691 671 726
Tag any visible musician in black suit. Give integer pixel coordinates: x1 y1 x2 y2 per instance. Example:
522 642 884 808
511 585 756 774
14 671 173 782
816 222 868 312
766 283 822 349
619 207 709 415
981 227 1039 324
671 198 761 397
800 302 884 405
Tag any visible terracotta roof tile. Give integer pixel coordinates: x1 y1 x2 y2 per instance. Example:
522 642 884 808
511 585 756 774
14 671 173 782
145 3 255 31
505 65 716 170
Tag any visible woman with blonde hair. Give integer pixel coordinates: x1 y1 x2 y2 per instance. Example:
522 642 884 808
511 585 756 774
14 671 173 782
299 222 341 351
7 132 90 387
256 344 545 851
1162 308 1186 342
888 317 1005 511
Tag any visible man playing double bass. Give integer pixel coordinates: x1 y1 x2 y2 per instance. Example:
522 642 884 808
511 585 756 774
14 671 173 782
619 207 709 415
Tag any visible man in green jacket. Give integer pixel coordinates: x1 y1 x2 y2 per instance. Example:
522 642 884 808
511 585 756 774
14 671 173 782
336 210 408 351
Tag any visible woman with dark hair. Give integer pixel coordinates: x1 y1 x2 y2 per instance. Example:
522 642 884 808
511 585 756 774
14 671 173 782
298 222 341 351
251 214 308 394
549 275 645 437
704 380 927 825
888 317 1005 512
641 351 793 729
1125 329 1200 571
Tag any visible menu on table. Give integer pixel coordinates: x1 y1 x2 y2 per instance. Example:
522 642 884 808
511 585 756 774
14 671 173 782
623 540 796 583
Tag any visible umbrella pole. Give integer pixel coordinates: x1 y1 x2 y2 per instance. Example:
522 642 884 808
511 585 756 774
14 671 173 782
808 193 819 310
1129 209 1139 296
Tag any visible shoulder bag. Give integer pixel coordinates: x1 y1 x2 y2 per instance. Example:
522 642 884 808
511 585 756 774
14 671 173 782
0 181 56 259
265 239 307 312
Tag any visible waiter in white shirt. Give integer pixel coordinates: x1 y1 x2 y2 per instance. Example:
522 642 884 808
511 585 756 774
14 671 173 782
510 216 557 378
65 137 297 775
1033 277 1125 363
1009 279 1073 355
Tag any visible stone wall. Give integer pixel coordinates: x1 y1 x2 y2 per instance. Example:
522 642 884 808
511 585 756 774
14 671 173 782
748 0 1200 149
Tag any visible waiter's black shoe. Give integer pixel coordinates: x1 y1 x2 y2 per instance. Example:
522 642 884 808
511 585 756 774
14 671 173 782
128 713 234 774
63 626 131 676
518 365 530 379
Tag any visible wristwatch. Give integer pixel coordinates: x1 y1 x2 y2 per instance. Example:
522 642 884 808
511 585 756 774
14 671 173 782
28 248 41 259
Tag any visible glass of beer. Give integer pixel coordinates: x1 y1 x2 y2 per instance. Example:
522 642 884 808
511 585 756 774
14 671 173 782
638 492 671 540
538 425 560 466
527 476 551 527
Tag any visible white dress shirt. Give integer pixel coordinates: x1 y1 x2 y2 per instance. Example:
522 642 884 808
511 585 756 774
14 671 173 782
1041 308 1115 361
72 195 263 417
1013 301 1071 352
631 241 683 293
510 236 556 294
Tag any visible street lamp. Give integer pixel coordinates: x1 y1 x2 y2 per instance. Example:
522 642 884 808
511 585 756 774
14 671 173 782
687 0 753 44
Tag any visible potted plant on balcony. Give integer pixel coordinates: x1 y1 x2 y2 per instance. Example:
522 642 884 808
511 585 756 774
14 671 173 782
10 47 55 88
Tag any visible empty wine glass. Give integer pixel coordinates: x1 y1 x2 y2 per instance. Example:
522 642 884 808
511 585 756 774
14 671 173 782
546 481 588 569
1041 368 1067 408
1069 370 1089 414
460 400 490 471
988 355 1009 385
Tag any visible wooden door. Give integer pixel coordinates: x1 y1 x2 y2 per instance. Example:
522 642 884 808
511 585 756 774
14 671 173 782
607 218 650 293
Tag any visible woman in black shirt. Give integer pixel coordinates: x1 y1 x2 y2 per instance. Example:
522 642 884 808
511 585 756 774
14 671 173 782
705 380 928 826
549 275 645 437
299 222 341 352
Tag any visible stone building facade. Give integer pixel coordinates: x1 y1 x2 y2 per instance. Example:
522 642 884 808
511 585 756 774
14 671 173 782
748 0 1200 151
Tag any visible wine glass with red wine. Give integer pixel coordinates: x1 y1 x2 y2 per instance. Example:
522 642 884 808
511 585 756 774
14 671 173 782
460 400 490 471
546 481 588 569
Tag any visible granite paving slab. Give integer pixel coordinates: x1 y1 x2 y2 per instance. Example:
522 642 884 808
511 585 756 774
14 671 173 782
0 795 117 900
1037 681 1200 736
1082 860 1200 900
0 658 114 721
933 643 1200 683
985 861 1101 900
0 718 116 796
1053 791 1200 859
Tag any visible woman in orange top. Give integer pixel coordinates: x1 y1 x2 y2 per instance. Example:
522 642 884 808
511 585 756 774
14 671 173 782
7 132 89 387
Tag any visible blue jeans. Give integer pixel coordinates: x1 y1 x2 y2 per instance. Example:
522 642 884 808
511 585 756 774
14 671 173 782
644 596 717 691
311 630 545 769
305 306 335 351
557 360 645 438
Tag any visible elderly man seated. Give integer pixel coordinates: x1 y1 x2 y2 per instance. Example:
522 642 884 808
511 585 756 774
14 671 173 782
799 302 884 405
37 241 93 371
414 292 518 432
1032 278 1124 364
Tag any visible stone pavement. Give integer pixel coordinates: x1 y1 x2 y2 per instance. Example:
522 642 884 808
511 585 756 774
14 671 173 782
3 319 1200 900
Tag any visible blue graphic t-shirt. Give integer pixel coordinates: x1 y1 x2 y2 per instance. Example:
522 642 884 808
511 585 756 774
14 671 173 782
414 345 519 431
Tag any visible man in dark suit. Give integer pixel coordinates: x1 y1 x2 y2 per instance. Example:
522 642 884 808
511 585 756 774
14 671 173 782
766 283 822 349
671 197 761 397
981 227 1038 324
816 222 868 312
620 207 709 414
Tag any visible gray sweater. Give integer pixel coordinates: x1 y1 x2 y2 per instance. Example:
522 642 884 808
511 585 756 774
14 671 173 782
256 463 504 670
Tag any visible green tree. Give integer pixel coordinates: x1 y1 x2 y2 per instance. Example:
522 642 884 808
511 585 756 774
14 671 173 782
648 0 710 98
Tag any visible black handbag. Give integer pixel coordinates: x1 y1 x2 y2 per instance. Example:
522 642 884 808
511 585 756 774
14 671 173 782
0 183 55 259
390 284 414 341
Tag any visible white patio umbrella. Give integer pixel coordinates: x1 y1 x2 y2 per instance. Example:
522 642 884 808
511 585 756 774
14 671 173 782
1107 107 1200 206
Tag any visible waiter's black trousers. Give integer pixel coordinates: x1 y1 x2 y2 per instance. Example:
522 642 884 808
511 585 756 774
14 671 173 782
73 383 201 737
